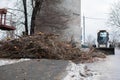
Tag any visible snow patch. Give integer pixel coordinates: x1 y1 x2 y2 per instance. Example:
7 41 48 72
62 61 100 80
0 59 30 66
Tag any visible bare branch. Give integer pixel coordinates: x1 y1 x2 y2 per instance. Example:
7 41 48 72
7 8 24 13
108 1 120 28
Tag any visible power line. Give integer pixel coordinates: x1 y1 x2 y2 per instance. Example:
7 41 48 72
85 17 107 20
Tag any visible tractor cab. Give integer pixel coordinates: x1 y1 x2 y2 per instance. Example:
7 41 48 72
97 30 109 47
96 30 115 55
0 8 15 31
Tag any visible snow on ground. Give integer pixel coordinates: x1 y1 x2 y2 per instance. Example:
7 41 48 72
0 59 30 66
63 61 100 80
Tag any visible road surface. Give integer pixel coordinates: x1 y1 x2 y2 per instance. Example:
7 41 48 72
87 48 120 80
0 59 69 80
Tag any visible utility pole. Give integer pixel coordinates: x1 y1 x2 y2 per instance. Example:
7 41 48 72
83 15 85 44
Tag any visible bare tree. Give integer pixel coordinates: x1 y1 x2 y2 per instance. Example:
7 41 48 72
30 0 44 35
9 0 29 36
108 1 120 28
11 0 44 35
13 0 70 35
109 30 119 46
22 0 28 35
108 1 120 46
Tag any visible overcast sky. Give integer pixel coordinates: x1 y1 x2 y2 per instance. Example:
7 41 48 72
81 0 119 40
0 0 16 8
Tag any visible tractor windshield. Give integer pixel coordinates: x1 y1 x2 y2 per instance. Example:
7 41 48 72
98 32 108 44
100 32 107 37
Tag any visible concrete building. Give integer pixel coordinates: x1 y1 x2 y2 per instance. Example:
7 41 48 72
35 0 81 43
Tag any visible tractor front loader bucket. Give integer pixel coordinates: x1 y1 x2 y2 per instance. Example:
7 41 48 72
96 48 115 55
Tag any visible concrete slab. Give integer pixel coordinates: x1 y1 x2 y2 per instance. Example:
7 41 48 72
0 59 69 80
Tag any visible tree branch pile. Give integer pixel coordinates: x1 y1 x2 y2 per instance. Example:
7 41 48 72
0 32 106 62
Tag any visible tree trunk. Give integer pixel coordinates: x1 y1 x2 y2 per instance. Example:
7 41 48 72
30 0 43 35
22 0 28 35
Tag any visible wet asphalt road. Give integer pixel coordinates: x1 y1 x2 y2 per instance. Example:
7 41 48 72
87 48 120 80
0 59 69 80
